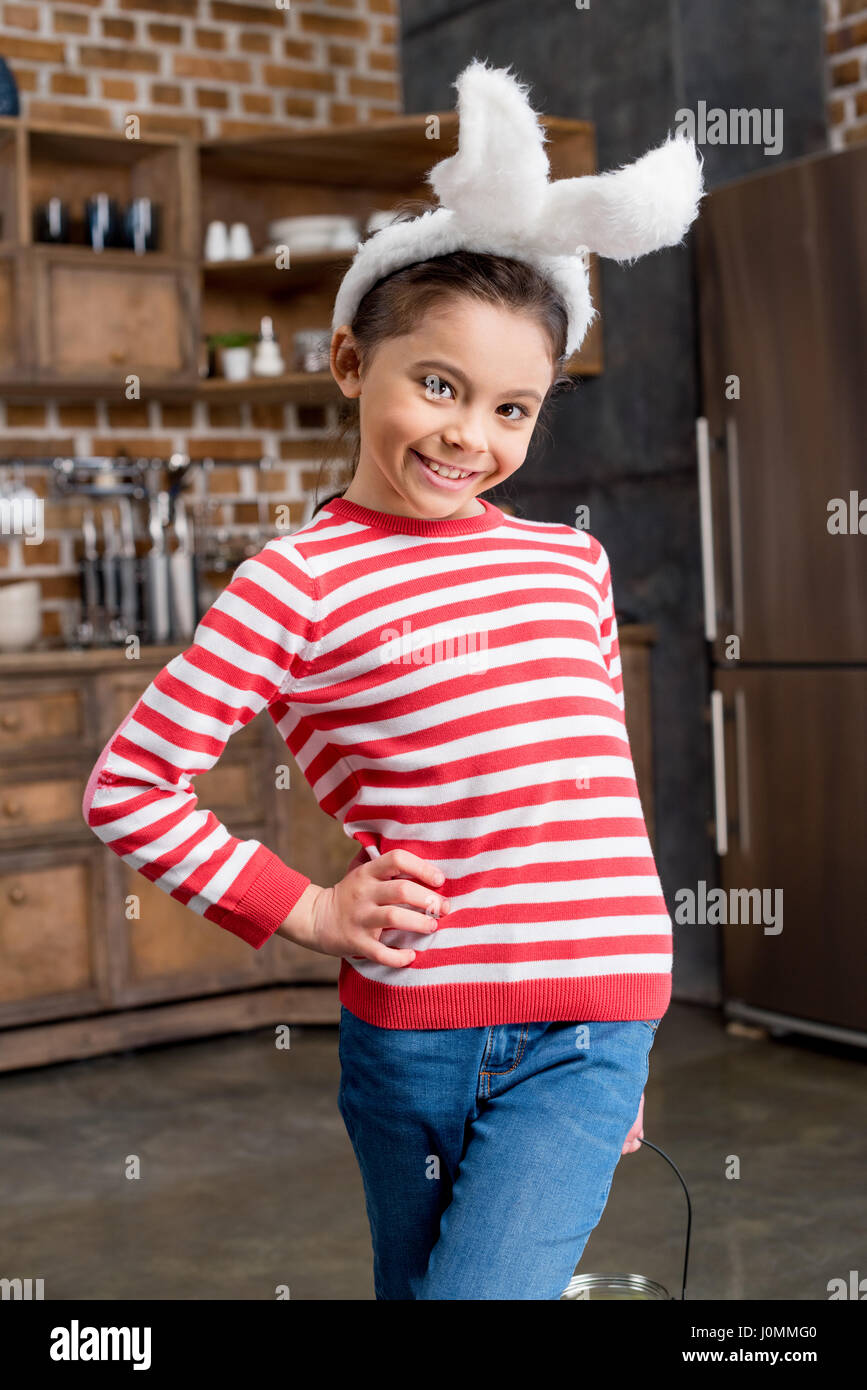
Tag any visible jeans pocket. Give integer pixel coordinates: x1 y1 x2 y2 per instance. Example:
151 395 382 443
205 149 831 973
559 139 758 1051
642 1017 662 1034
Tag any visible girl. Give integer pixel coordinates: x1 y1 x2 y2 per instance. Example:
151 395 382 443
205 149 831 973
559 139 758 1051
83 60 701 1300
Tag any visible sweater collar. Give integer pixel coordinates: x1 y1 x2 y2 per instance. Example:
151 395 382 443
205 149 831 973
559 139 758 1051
321 495 504 536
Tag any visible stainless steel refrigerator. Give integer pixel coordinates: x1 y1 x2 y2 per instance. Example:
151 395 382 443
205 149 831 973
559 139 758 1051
695 142 867 1043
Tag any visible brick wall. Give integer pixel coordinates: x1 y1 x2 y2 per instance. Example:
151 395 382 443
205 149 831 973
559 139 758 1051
825 0 867 145
0 0 399 643
0 0 400 136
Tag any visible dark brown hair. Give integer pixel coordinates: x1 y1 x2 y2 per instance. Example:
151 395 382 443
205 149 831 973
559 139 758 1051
313 199 576 513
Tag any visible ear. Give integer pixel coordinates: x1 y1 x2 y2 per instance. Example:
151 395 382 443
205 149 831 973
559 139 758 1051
540 133 706 262
425 57 551 230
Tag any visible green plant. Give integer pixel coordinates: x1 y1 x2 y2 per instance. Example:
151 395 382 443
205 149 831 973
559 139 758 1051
207 331 257 348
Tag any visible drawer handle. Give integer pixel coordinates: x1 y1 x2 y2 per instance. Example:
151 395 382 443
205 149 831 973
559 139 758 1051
2 800 23 818
1 711 21 731
8 885 26 904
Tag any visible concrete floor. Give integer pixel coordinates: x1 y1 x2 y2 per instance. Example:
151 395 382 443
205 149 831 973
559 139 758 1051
2 1001 864 1300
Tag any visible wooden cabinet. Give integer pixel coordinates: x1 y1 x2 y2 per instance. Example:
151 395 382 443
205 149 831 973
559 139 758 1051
0 118 201 392
0 844 109 1025
31 249 198 382
0 628 656 1070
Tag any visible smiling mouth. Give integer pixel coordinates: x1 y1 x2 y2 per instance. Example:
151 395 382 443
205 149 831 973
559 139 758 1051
411 449 479 480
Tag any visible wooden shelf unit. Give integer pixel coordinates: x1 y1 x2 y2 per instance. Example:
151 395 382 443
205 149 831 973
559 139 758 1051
0 110 603 403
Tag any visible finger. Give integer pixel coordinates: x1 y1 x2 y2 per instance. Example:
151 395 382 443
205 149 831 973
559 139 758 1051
378 878 450 920
376 849 446 890
378 912 440 934
357 939 418 968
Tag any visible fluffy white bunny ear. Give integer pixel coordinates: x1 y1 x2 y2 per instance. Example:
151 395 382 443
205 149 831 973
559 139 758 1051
540 133 706 262
426 57 551 235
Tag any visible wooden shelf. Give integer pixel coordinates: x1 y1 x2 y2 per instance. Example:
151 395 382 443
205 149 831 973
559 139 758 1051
0 113 189 149
0 109 604 398
27 242 192 265
201 247 354 293
196 371 337 403
198 111 596 189
0 373 202 401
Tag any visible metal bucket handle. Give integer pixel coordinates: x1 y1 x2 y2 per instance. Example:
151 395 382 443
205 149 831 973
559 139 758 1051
636 1137 692 1299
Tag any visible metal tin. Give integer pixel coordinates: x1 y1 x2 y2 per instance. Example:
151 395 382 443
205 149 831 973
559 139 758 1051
560 1271 672 1300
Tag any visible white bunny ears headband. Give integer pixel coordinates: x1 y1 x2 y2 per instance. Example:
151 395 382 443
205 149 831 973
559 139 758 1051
332 57 706 358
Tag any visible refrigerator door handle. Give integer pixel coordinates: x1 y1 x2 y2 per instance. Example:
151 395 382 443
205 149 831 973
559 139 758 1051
710 688 728 855
696 417 717 641
725 416 745 642
733 686 750 854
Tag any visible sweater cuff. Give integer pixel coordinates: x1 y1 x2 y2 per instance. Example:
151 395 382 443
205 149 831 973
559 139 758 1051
213 849 312 950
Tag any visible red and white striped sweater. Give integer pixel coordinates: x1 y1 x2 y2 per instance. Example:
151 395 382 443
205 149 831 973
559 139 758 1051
82 494 672 1029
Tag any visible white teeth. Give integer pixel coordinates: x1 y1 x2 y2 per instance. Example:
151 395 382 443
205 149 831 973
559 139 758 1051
419 454 472 480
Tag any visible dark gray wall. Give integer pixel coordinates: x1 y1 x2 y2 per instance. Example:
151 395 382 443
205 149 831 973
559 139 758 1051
398 0 829 1004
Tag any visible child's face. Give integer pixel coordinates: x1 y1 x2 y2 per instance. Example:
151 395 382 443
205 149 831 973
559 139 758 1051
331 298 555 519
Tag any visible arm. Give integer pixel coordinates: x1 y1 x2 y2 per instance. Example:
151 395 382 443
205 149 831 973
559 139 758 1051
82 538 319 950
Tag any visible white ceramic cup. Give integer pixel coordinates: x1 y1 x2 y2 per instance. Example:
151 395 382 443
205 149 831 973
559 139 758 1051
204 220 229 261
228 222 253 258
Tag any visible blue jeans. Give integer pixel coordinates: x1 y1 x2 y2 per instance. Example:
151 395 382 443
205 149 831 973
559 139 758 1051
337 1006 661 1300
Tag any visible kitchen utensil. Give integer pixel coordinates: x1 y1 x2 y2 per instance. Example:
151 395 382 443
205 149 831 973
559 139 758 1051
123 197 160 253
144 471 172 644
84 194 122 251
0 580 41 652
99 505 121 639
169 495 198 642
33 197 70 244
78 509 104 645
50 455 150 499
117 495 139 643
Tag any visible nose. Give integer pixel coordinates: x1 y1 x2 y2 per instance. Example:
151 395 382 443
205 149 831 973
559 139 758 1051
442 409 488 457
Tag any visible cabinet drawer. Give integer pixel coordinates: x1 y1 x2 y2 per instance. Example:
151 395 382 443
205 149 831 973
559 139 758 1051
0 686 83 751
112 853 270 1006
34 256 196 379
0 773 86 839
0 850 105 1023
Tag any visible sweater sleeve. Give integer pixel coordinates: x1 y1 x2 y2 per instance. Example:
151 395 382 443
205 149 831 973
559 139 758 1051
596 542 625 714
81 537 319 949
